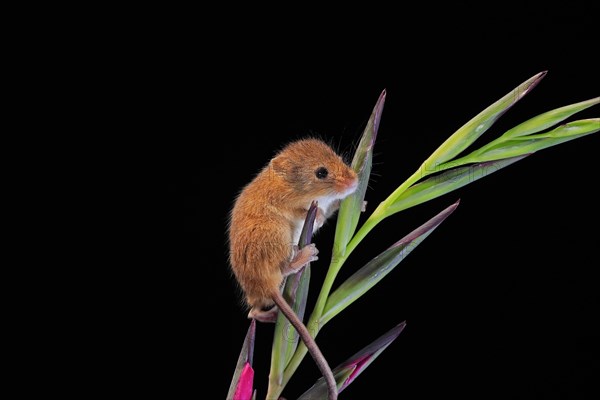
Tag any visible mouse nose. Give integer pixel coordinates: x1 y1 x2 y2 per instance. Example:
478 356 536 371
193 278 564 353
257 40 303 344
348 178 358 192
340 173 358 192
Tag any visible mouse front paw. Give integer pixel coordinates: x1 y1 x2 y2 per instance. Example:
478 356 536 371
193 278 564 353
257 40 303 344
285 243 319 275
301 243 319 263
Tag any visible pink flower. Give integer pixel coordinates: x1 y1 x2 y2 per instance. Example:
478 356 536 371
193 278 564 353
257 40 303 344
233 362 254 400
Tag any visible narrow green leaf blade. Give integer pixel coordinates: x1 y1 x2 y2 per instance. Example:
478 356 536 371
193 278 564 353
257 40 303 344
501 97 600 138
470 119 599 163
297 322 406 399
387 156 528 216
227 320 256 400
525 118 600 139
321 201 459 325
269 202 318 385
422 71 545 172
334 89 385 256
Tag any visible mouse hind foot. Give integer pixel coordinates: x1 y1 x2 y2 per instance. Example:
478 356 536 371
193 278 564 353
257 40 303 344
248 306 278 323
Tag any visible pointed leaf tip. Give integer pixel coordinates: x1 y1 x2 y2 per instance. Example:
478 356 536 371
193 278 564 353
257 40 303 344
373 89 387 144
396 200 459 245
340 321 406 389
396 320 407 332
299 201 319 246
521 70 547 96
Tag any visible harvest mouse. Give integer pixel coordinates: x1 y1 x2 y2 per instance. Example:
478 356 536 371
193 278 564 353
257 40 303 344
228 137 359 400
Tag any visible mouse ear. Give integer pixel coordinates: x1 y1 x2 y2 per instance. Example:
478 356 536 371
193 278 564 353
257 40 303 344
271 155 288 175
271 155 303 185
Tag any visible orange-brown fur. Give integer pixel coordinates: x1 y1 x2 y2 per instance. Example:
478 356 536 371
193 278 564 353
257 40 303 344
228 138 358 314
228 138 358 400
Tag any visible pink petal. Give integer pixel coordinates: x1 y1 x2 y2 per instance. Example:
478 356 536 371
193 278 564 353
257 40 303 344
233 362 254 400
344 354 372 388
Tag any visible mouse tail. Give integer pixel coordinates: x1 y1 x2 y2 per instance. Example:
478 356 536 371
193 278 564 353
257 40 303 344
271 290 338 400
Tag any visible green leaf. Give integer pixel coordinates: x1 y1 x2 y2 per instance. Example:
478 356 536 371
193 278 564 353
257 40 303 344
297 322 406 399
227 320 256 400
421 71 545 173
334 89 386 257
269 202 318 386
321 201 459 325
386 156 528 217
501 97 600 138
468 119 599 163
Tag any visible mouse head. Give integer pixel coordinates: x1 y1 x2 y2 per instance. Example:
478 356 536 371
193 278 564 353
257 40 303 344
270 138 358 202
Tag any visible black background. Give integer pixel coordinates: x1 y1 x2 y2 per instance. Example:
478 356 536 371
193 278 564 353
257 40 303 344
153 4 599 399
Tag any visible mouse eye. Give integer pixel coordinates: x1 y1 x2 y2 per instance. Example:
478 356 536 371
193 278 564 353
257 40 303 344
315 167 329 179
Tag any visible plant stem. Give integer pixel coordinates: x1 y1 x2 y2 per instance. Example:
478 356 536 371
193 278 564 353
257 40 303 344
275 169 425 396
